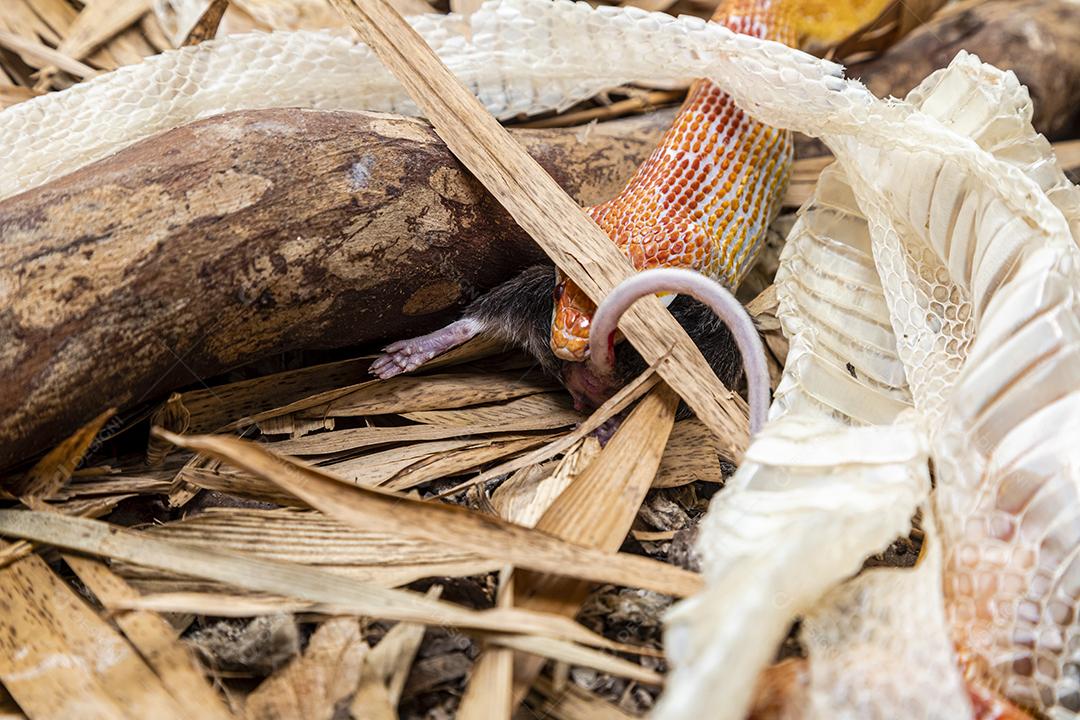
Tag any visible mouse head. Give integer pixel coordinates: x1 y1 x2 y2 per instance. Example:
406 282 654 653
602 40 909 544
549 272 597 362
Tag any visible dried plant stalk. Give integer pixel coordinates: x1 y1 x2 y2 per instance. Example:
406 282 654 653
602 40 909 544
155 430 702 597
437 368 661 498
7 408 114 497
507 384 679 700
0 509 634 647
0 553 191 719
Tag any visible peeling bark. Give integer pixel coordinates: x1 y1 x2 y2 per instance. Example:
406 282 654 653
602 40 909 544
0 107 675 469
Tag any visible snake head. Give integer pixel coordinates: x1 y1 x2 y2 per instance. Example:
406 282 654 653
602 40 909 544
550 275 597 362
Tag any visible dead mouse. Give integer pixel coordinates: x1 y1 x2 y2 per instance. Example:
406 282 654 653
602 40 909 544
371 264 767 428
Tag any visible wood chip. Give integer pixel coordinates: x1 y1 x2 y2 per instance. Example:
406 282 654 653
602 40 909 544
349 676 396 720
245 617 368 720
0 1 62 47
507 384 679 700
528 383 679 549
0 84 39 108
258 414 335 439
490 439 600 528
484 633 661 686
264 418 568 456
181 0 228 45
119 560 499 594
514 89 686 129
174 466 309 507
654 418 727 488
175 357 373 433
401 392 580 427
53 473 172 500
323 435 508 481
457 571 514 720
205 433 558 496
140 12 173 51
632 529 678 542
0 492 131 570
168 447 207 507
112 508 498 590
55 0 150 61
349 588 436 718
0 684 24 720
109 592 322 617
142 508 482 566
147 393 191 466
102 591 660 681
376 434 555 491
303 372 557 419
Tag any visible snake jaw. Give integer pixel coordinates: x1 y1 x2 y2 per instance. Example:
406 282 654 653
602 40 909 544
550 278 596 362
550 323 589 361
551 337 588 362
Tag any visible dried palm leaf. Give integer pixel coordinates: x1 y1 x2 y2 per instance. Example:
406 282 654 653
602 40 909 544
153 430 702 597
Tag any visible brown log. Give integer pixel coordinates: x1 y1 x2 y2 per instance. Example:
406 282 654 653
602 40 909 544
0 107 676 470
849 0 1080 141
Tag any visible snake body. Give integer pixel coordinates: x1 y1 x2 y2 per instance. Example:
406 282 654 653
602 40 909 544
549 0 796 360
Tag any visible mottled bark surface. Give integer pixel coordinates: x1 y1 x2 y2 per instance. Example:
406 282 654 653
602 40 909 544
0 107 675 469
849 0 1080 140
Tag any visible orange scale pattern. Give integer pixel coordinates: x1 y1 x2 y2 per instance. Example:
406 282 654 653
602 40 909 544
550 0 796 362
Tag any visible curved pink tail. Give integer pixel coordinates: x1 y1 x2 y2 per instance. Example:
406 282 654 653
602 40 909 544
588 268 770 435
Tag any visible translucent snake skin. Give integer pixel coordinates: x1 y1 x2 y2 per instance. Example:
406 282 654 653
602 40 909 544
3 2 1080 718
548 0 795 360
662 50 1080 720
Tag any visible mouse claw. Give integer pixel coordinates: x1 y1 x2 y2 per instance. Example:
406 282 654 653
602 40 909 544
369 352 410 379
369 318 482 379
